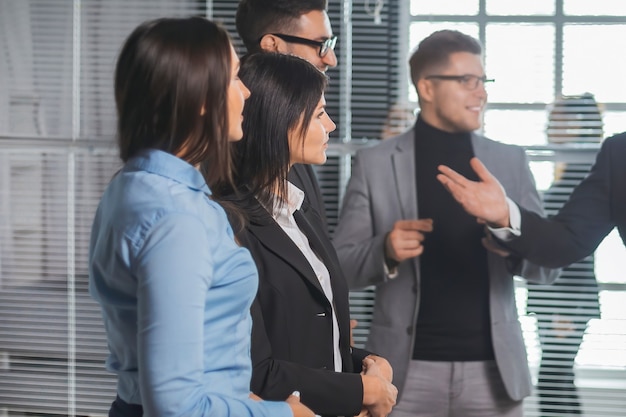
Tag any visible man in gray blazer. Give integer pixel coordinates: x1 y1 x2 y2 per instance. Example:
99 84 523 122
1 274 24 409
333 30 559 417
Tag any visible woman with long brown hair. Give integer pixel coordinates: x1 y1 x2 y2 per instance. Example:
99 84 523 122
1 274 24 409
89 17 312 417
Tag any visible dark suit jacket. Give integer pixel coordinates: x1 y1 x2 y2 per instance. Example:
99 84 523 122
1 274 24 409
237 194 368 417
503 132 626 267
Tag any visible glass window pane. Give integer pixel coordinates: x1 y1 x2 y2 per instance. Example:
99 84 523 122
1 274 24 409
410 0 478 16
485 24 555 103
564 0 626 15
577 312 626 367
0 1 73 137
563 25 626 103
602 111 626 138
483 109 548 146
408 23 479 102
483 109 550 193
487 0 555 16
409 23 480 54
528 161 555 192
595 230 626 284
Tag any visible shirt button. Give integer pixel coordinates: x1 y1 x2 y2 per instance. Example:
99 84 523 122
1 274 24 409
406 326 413 335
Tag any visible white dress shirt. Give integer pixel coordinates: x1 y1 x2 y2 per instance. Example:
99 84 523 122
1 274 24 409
270 181 343 373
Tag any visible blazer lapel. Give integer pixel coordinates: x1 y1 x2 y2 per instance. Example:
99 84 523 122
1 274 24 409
472 134 519 186
391 129 419 219
246 200 327 297
392 129 421 286
295 203 354 358
471 134 498 173
294 204 345 298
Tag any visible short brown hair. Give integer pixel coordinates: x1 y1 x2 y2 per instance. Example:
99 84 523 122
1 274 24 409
409 30 482 90
236 0 328 53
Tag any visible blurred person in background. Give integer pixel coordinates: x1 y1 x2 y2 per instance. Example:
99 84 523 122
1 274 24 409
527 93 602 417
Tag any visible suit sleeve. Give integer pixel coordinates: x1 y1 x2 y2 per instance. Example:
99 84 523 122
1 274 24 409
333 151 389 290
501 148 560 284
250 299 364 417
502 138 616 268
350 347 372 373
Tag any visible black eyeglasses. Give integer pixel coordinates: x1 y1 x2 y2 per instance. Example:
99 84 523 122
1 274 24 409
425 74 495 90
267 33 337 57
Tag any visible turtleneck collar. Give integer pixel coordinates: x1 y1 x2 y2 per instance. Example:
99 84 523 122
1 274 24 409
414 114 473 153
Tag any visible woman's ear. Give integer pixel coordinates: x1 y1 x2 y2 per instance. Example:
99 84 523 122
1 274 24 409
259 34 281 52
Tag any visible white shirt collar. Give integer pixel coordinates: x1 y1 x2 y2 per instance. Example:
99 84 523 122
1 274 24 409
271 181 305 218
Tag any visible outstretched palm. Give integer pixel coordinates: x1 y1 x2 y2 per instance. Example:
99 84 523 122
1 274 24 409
436 157 510 227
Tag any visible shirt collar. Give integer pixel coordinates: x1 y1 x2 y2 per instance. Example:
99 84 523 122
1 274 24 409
123 149 211 195
271 181 305 218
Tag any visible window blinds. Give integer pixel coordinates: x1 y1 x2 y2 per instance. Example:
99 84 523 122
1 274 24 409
1 0 623 415
0 1 213 414
0 0 404 413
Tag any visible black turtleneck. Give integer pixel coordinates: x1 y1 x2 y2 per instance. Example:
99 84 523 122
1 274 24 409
412 115 494 361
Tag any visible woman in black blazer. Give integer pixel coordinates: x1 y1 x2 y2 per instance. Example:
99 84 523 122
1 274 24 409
213 52 397 417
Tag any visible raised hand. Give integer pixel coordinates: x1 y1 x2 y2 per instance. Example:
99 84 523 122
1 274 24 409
437 157 510 228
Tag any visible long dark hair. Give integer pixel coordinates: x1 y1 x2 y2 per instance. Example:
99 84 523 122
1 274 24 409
115 17 233 186
214 52 327 231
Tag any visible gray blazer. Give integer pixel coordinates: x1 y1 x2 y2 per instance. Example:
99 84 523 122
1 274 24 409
333 128 559 401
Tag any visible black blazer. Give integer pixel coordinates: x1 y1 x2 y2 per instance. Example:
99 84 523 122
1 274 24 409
503 132 626 267
238 195 369 417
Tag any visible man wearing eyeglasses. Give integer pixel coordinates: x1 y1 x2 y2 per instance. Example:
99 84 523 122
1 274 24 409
237 0 337 235
236 2 397 417
334 30 559 417
237 0 338 73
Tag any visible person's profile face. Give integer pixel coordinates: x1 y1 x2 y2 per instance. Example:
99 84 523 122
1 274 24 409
421 52 487 133
226 45 251 142
288 94 336 166
278 10 337 73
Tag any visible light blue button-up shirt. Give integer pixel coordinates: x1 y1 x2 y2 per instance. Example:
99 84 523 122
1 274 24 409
89 149 291 417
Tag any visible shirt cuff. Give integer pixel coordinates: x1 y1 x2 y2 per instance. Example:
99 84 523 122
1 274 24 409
488 197 521 241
